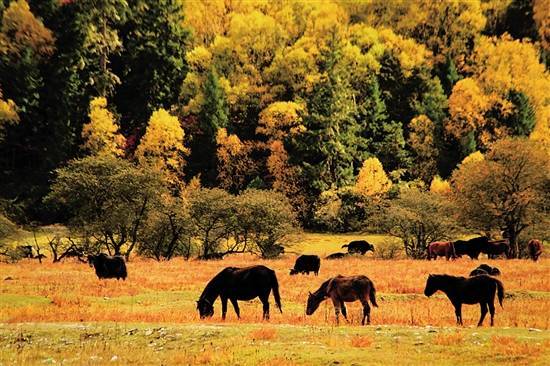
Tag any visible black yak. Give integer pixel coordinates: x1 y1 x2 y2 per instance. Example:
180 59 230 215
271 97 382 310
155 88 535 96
87 253 127 280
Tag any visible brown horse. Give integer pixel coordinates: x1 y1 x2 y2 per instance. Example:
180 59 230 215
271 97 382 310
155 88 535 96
527 239 543 261
424 274 504 326
427 241 456 260
482 239 510 259
306 275 378 325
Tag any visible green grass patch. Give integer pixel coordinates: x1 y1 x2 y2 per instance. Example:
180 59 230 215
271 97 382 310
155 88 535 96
0 323 547 365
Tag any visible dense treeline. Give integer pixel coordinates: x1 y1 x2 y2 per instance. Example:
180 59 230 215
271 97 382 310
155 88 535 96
1 0 549 258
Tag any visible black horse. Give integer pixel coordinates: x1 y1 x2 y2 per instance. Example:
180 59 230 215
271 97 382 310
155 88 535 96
469 264 501 277
197 265 282 320
424 274 504 326
453 237 490 259
306 275 378 325
342 240 375 255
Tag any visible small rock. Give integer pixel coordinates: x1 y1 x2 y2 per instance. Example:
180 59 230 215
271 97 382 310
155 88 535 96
428 329 437 333
110 356 118 362
529 328 542 332
414 341 424 346
4 276 14 281
145 329 153 336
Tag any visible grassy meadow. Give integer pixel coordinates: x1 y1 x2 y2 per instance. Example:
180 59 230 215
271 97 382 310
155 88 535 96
1 233 549 365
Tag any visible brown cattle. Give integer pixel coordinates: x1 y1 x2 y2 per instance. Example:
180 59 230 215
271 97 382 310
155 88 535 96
427 241 456 260
527 239 543 261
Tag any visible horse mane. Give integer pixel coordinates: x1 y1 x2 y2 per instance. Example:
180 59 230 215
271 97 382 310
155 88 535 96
200 267 237 301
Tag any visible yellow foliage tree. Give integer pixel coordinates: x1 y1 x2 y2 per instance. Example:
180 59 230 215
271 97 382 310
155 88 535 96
135 108 187 182
408 114 437 182
430 176 451 195
471 35 550 144
354 157 392 197
257 101 305 141
216 128 257 192
533 0 549 54
0 89 19 141
447 78 490 142
81 97 125 156
460 151 484 166
0 0 55 57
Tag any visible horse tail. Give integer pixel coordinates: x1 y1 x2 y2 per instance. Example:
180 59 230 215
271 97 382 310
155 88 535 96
271 271 282 313
496 279 504 308
369 282 378 308
341 244 348 248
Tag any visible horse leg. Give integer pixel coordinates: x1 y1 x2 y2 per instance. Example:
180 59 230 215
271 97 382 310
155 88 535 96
488 301 495 326
260 294 270 320
331 297 341 325
340 301 348 321
477 302 488 327
361 301 371 325
230 298 240 319
454 303 463 325
221 296 228 320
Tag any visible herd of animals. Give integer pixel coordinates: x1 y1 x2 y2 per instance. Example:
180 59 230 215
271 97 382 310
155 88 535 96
82 237 544 327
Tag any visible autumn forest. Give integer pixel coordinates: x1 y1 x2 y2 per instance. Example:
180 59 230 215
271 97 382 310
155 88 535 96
0 0 549 260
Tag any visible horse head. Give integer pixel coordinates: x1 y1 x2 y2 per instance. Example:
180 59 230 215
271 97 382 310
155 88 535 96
424 274 438 297
305 291 324 316
196 297 214 318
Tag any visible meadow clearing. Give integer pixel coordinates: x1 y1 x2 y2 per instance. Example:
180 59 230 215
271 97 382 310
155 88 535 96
1 233 549 365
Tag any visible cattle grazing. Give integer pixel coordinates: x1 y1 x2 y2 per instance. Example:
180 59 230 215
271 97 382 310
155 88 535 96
469 264 501 277
87 254 127 280
482 239 510 259
527 239 543 261
306 275 378 325
453 236 491 259
325 252 348 260
290 255 321 276
424 274 504 326
197 265 282 320
342 240 375 255
197 253 225 260
427 241 456 260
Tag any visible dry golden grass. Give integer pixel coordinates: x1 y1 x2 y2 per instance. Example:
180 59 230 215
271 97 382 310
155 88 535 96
350 335 374 347
249 327 278 341
0 255 549 328
432 331 465 346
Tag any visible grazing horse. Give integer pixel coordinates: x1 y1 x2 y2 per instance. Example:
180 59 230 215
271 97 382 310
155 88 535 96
197 265 282 320
427 241 456 260
527 239 543 261
325 252 348 260
469 264 501 277
453 237 490 259
342 240 375 255
482 240 510 259
424 274 504 326
306 275 378 325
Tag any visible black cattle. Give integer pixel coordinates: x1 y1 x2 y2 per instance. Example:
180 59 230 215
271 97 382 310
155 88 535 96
290 255 320 276
325 252 348 260
453 237 491 259
342 240 375 255
87 253 127 280
470 264 501 277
